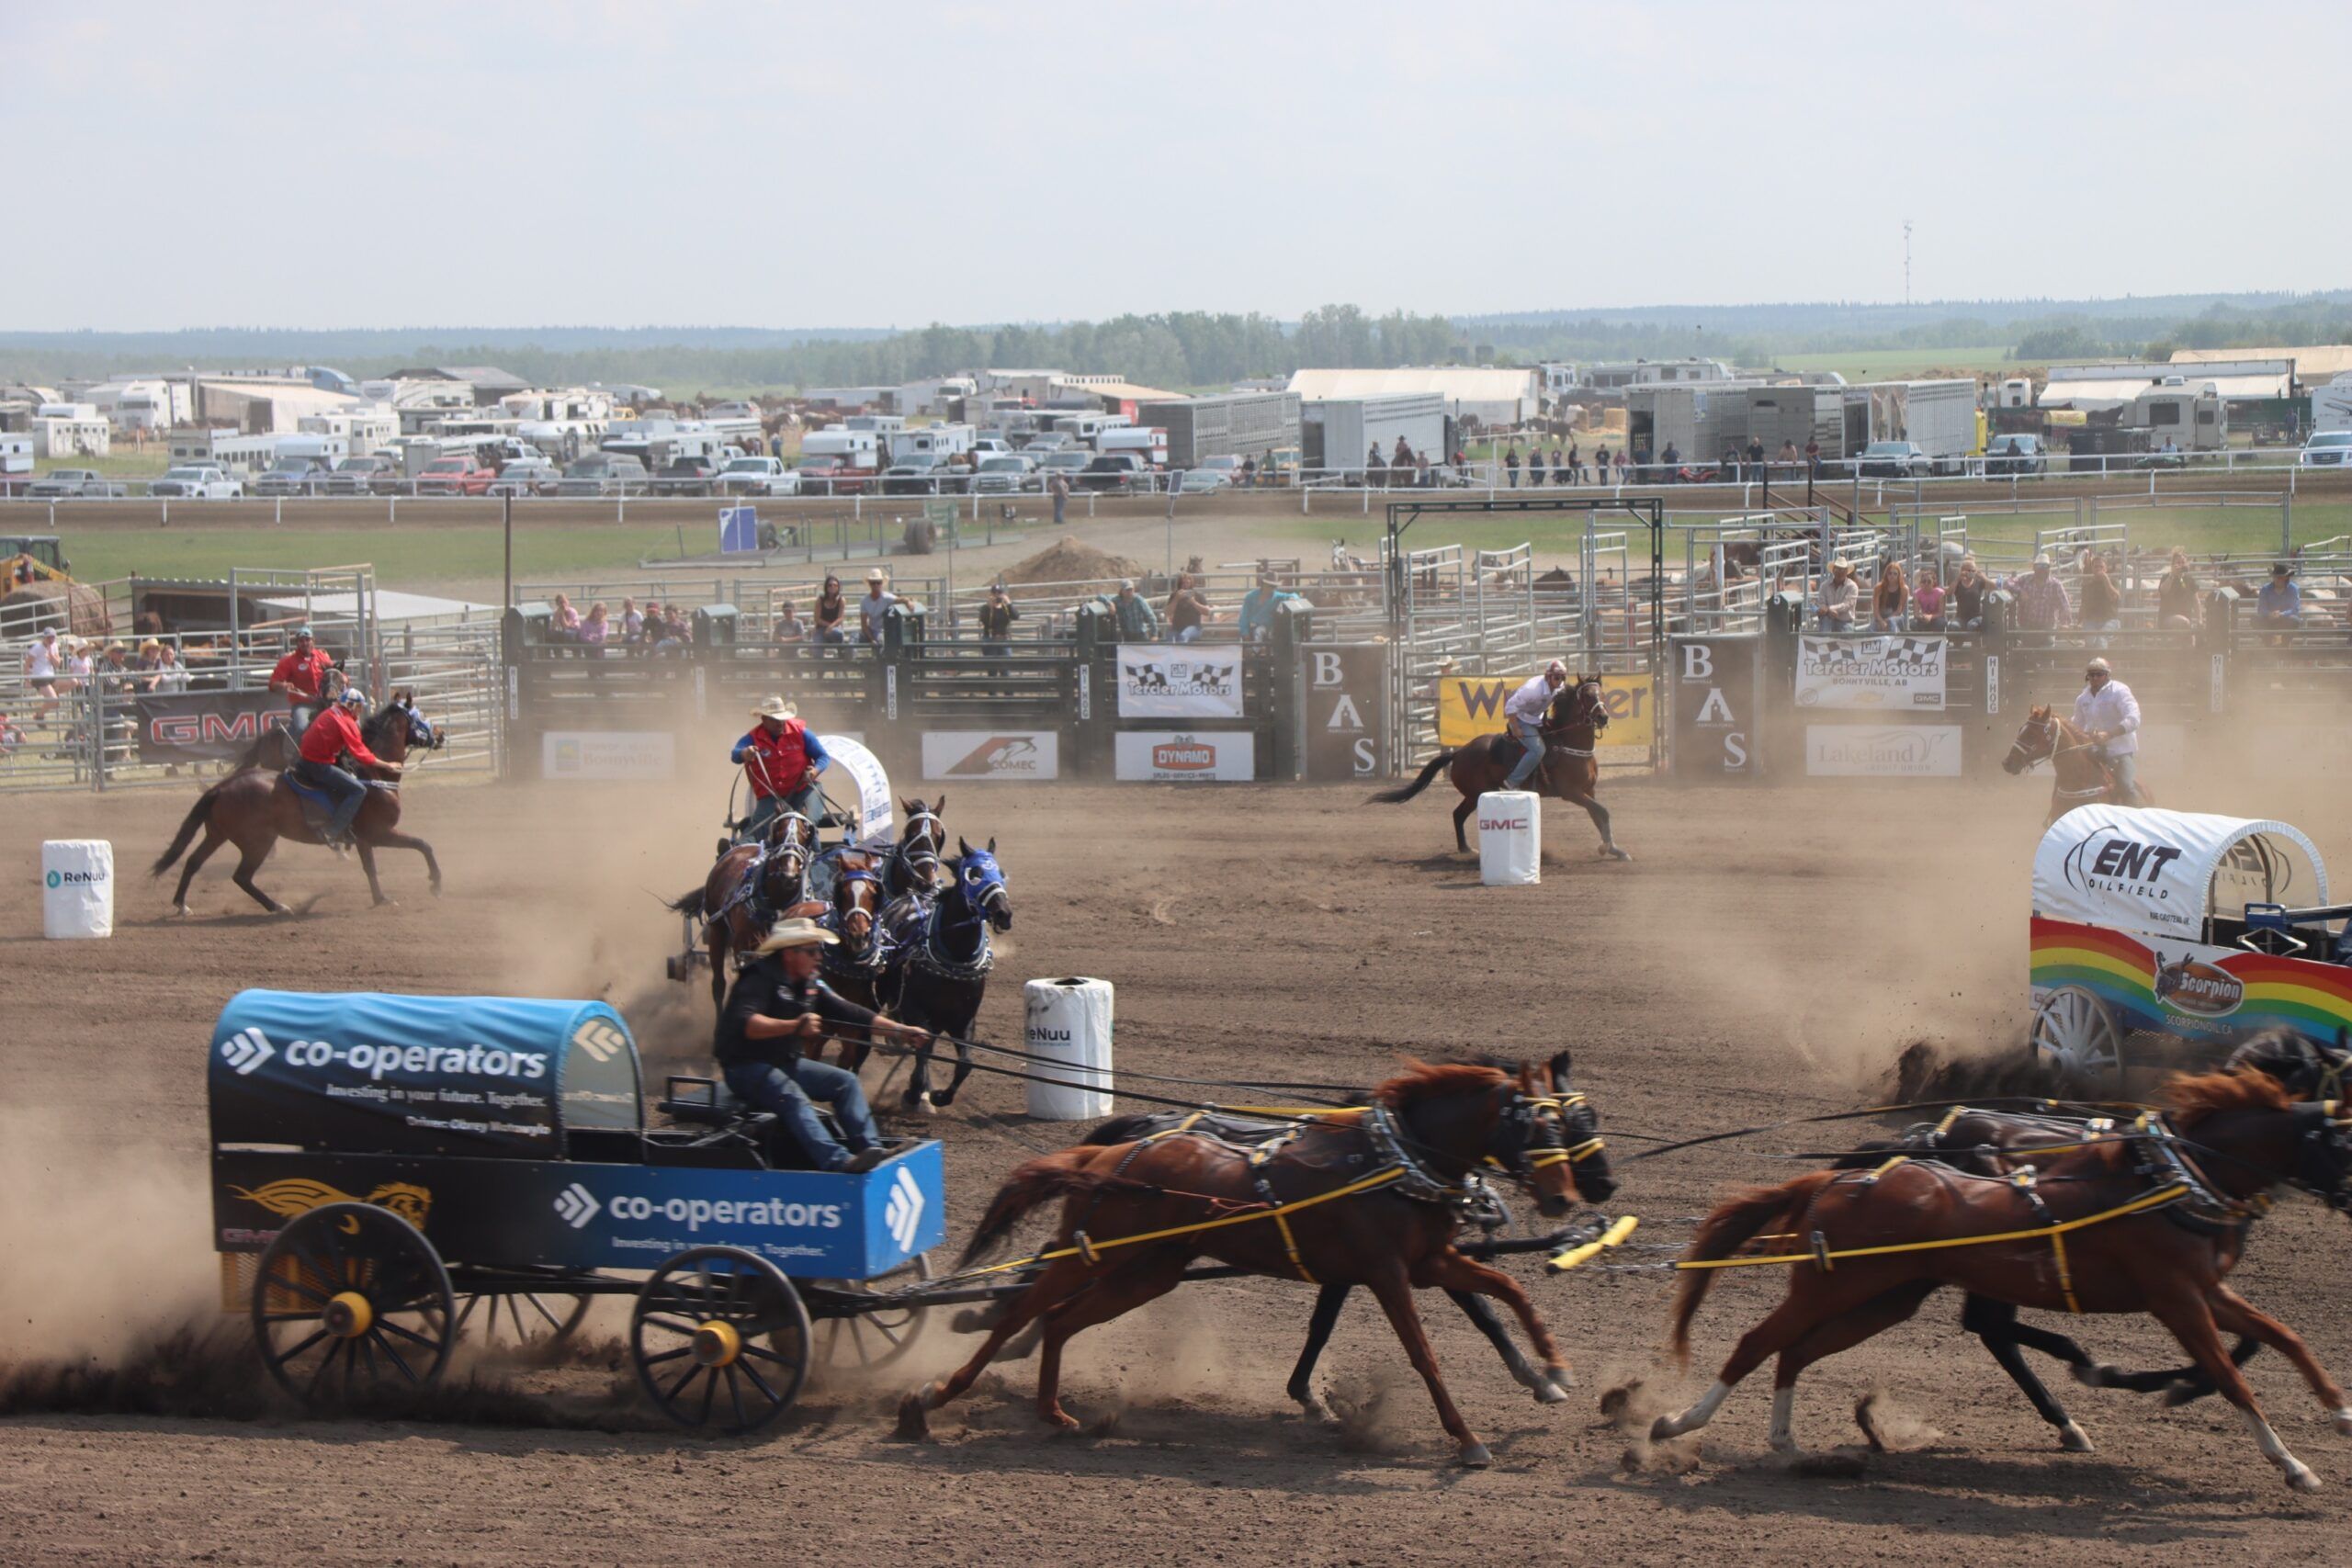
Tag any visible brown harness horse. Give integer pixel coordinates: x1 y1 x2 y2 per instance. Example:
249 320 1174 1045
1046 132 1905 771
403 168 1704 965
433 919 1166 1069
2001 705 2149 823
1372 674 1630 860
897 1061 1609 1466
1655 1070 2352 1491
153 692 444 914
668 813 820 1008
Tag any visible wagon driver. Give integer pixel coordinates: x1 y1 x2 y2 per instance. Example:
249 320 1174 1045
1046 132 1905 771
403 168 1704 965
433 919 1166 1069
732 694 831 838
2075 656 2144 806
716 919 928 1174
1502 659 1569 790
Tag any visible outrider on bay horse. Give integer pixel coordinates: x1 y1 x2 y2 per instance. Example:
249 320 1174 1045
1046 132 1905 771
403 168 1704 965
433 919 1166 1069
1370 673 1631 859
153 691 443 914
2003 705 2149 823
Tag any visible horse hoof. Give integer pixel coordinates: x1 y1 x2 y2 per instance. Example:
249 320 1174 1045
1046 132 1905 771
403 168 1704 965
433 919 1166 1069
2070 1362 2120 1389
1532 1380 1570 1406
2286 1461 2322 1494
2058 1420 2095 1453
2159 1380 2205 1409
1602 846 1632 862
1456 1442 1492 1470
374 897 399 909
1648 1415 1682 1442
169 904 190 919
2333 1407 2352 1438
890 1392 934 1442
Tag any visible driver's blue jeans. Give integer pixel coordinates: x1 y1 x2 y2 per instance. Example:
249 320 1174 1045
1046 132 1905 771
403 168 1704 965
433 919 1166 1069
294 757 367 838
1504 721 1545 788
723 1057 878 1171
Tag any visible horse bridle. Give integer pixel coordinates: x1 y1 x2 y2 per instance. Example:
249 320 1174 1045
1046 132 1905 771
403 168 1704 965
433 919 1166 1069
830 866 883 960
1543 680 1609 759
900 808 943 876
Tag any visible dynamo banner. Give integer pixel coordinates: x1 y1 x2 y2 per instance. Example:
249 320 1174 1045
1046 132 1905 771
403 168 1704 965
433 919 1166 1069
1796 635 1947 711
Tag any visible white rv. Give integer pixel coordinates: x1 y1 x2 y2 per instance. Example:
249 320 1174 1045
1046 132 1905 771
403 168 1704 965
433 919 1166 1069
2312 373 2352 434
887 423 977 462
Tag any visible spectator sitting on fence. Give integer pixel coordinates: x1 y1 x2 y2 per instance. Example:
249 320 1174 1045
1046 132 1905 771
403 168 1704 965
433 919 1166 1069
811 575 849 647
647 603 688 655
99 640 136 694
1871 559 1908 633
1804 437 1821 476
146 641 190 694
22 627 62 723
1238 575 1302 644
1779 439 1801 475
580 601 611 656
621 597 644 647
2257 562 2303 630
1164 572 1215 644
858 568 897 643
2080 555 2123 639
1111 579 1160 641
548 592 582 643
0 709 22 759
2157 549 2202 630
63 637 95 695
1951 555 1990 630
1816 559 1860 632
773 600 807 650
1912 563 1948 631
2009 553 2073 632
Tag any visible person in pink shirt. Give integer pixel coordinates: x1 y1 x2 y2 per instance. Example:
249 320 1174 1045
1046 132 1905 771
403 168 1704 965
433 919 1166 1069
1911 564 1948 630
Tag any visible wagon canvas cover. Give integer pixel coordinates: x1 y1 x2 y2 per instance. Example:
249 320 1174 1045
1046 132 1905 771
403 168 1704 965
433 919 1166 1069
209 990 641 1160
2030 807 2327 942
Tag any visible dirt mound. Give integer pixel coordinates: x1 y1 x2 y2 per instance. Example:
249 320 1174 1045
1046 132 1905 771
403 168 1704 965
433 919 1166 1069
998 536 1140 587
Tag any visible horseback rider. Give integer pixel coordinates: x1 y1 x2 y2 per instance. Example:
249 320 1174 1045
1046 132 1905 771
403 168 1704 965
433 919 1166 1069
715 918 927 1173
268 626 336 734
1502 660 1569 791
733 695 830 840
295 685 398 848
2074 656 2143 805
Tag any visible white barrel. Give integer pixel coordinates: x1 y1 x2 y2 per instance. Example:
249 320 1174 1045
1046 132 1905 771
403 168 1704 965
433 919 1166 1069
1023 976 1114 1121
42 839 115 939
1476 792 1541 886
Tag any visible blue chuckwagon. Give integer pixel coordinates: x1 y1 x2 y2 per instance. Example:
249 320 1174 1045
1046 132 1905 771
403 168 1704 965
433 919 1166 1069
209 989 944 1433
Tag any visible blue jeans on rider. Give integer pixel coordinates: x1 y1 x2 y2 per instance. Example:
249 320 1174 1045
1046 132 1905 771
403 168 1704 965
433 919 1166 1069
723 1057 878 1171
1504 719 1546 788
294 756 367 839
744 784 823 840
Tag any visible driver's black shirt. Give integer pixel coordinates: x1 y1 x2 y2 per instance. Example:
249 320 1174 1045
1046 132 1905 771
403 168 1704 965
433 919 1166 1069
716 958 880 1070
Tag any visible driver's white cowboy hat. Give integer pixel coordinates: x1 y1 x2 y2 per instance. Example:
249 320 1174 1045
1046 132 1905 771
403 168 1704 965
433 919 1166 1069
752 918 838 954
751 694 797 720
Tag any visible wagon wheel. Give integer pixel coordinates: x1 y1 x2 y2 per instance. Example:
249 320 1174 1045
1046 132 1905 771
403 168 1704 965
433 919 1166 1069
252 1201 455 1408
632 1246 811 1435
810 1253 933 1376
453 1283 593 1356
2030 986 2127 1096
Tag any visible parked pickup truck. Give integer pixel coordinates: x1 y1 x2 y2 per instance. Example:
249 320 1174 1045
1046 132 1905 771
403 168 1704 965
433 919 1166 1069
252 457 334 497
148 465 245 499
26 468 130 500
714 457 801 498
413 457 497 496
793 455 875 496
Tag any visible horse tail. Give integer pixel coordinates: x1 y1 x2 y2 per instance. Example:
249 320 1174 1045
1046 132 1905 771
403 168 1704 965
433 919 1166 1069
1668 1171 1836 1365
152 784 225 876
1367 749 1456 804
665 886 707 916
956 1147 1108 1268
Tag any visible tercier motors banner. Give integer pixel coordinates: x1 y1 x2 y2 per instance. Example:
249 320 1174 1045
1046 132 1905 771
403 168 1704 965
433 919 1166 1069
1796 635 1947 711
1115 647 1245 717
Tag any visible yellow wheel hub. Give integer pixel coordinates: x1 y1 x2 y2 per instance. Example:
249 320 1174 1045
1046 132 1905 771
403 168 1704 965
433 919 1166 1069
322 1291 375 1339
692 1320 743 1368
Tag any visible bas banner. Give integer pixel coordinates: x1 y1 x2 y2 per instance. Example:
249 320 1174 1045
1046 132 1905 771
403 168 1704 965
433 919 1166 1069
1669 636 1760 780
1303 645 1389 781
1434 674 1655 750
135 690 290 763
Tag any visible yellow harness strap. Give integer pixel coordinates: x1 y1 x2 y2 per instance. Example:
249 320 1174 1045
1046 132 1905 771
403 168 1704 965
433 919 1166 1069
1676 1184 2191 1272
1545 1213 1641 1273
962 1167 1408 1280
1251 1144 1317 1284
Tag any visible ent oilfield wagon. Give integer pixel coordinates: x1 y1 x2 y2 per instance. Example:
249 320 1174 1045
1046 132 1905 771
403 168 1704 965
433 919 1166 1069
2029 807 2352 1092
209 989 944 1434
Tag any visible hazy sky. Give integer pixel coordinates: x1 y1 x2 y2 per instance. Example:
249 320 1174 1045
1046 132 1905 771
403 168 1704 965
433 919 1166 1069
6 0 2346 331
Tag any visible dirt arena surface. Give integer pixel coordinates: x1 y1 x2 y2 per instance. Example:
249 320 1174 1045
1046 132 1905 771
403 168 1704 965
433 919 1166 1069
5 756 2350 1564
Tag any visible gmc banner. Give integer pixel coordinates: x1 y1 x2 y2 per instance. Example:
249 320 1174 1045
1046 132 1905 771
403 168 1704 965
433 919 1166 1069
1302 646 1388 781
136 690 291 762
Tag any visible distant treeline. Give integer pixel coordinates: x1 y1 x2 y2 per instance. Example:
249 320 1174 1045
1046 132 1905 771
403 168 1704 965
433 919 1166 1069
4 291 2348 391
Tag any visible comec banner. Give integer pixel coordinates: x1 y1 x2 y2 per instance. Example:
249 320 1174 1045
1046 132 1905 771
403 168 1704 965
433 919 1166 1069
921 730 1060 781
135 690 289 763
1115 646 1245 718
1796 635 1947 711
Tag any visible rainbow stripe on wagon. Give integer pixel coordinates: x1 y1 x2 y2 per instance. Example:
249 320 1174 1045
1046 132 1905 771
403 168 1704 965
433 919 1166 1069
2031 917 2352 1042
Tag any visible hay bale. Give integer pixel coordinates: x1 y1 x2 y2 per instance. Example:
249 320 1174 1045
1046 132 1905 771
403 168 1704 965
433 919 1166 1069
0 580 110 641
1000 536 1142 588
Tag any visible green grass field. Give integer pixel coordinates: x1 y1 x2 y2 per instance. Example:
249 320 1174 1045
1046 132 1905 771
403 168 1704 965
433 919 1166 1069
60 525 695 594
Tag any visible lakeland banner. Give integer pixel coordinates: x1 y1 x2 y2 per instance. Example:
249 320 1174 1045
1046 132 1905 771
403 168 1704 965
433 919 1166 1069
1795 635 1947 711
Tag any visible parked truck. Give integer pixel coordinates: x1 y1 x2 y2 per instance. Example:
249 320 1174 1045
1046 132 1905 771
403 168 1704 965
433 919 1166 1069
1626 384 1757 466
1868 379 1979 474
885 423 976 463
2316 373 2352 435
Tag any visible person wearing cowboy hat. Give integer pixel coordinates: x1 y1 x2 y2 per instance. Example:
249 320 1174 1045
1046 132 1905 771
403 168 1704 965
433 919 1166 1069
1238 573 1301 643
1816 558 1860 633
268 625 337 734
2256 561 2303 630
732 694 831 842
1502 659 1571 790
716 918 922 1174
2073 656 2144 806
856 567 897 645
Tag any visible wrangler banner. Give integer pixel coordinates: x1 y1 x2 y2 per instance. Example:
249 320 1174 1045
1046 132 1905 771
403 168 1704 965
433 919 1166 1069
134 690 291 762
1434 674 1655 750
